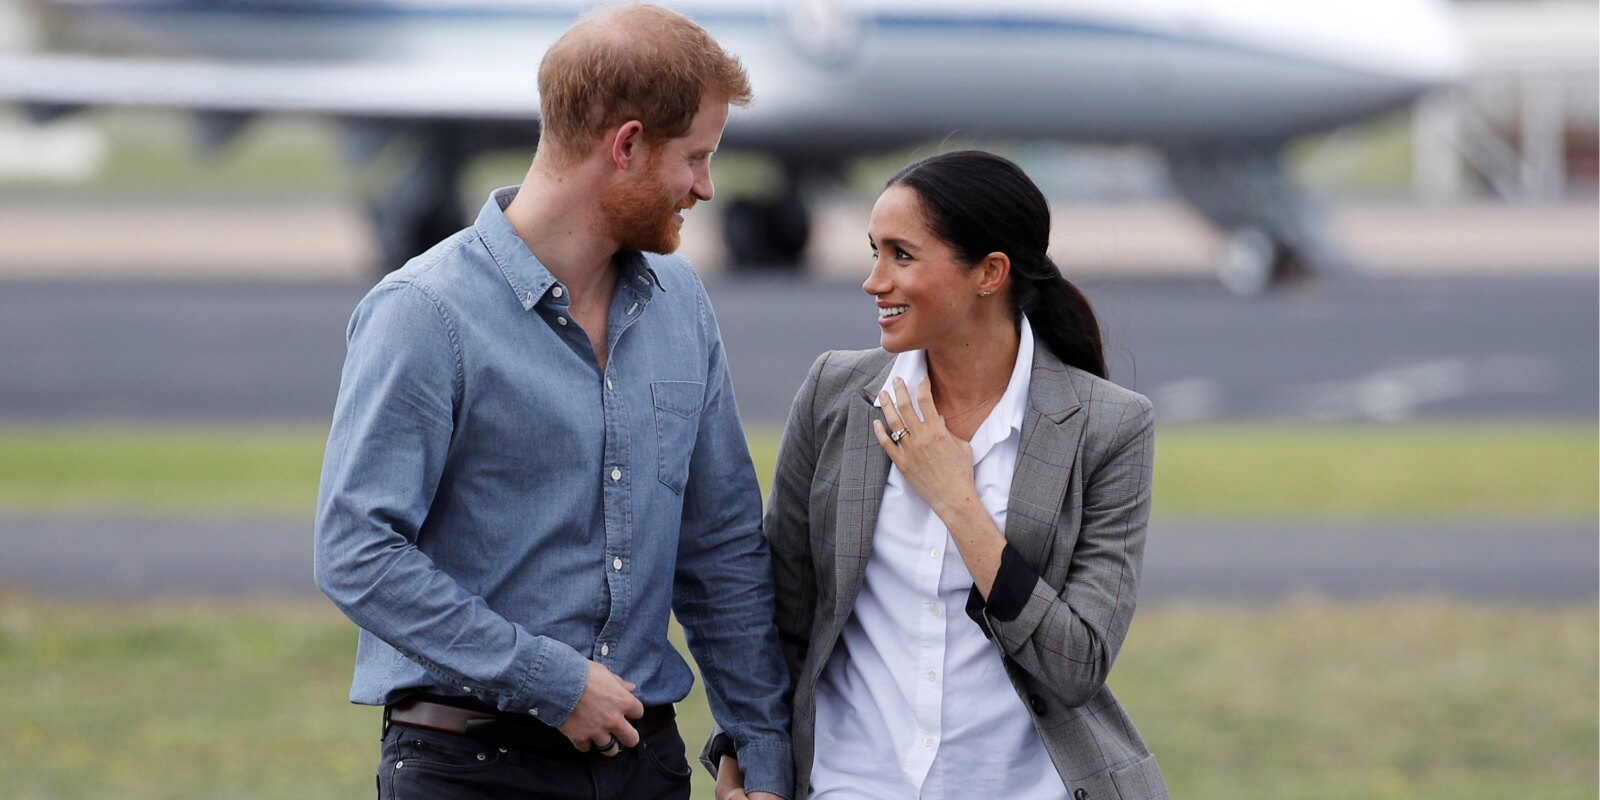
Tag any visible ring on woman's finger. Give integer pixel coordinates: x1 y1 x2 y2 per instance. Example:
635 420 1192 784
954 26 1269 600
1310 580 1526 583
889 427 909 444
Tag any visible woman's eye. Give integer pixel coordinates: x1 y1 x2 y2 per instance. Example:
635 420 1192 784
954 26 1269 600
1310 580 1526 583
895 248 911 260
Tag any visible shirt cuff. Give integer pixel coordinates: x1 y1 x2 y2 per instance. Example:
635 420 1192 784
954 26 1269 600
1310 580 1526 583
735 740 796 800
964 543 1038 630
503 635 588 727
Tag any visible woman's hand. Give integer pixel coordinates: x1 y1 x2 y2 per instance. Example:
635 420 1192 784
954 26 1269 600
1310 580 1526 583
716 754 785 800
873 376 1005 597
873 377 979 517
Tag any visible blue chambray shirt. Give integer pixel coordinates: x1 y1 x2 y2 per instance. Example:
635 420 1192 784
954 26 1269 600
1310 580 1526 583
315 187 793 796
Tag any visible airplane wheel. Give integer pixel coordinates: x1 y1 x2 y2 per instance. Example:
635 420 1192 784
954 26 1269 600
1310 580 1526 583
369 196 463 278
723 196 810 270
1216 227 1286 296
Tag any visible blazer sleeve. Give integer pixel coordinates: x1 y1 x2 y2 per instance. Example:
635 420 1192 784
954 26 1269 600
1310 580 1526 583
980 392 1155 707
767 351 828 683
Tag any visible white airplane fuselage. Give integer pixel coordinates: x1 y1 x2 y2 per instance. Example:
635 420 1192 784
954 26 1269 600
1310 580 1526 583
44 0 1462 152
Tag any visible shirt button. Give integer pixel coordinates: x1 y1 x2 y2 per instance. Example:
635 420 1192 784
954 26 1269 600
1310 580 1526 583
528 708 539 717
929 548 940 559
927 671 937 682
610 467 622 481
923 737 935 748
612 557 623 571
600 643 610 657
627 303 639 315
605 377 614 391
552 286 564 298
556 316 568 326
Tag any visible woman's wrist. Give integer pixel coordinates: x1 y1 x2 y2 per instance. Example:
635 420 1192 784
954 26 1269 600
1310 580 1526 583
715 754 745 800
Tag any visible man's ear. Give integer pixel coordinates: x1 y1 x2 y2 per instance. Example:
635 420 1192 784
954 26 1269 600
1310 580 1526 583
609 120 646 171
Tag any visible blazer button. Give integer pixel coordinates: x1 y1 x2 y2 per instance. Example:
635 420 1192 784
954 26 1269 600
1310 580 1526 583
1074 789 1089 800
1029 693 1048 716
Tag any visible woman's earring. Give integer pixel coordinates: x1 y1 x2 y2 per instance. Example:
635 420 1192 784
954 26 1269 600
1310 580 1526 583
979 290 992 297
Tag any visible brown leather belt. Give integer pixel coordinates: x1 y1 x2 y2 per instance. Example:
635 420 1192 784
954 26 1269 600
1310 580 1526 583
386 695 675 755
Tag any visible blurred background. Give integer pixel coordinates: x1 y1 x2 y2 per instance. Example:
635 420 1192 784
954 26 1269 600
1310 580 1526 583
0 0 1595 797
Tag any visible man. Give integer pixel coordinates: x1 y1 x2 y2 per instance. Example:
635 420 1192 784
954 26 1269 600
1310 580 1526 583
313 5 791 798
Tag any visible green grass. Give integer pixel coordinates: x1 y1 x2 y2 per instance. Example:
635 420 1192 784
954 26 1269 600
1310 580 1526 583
0 422 1593 520
1151 422 1598 520
0 426 327 515
0 596 1592 799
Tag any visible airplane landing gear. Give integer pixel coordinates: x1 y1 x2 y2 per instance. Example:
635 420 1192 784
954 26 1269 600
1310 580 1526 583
722 193 810 268
364 127 467 276
1215 226 1311 296
1165 145 1332 295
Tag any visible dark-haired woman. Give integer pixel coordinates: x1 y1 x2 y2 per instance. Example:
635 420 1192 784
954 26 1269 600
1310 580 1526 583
707 150 1168 800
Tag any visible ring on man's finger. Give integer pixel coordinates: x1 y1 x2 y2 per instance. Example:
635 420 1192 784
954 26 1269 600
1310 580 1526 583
889 427 909 444
597 735 620 753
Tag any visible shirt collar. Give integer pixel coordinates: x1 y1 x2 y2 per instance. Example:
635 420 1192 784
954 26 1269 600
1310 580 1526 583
874 317 1035 465
474 186 663 312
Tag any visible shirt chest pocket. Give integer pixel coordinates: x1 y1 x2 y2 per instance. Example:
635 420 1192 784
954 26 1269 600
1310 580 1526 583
650 380 705 495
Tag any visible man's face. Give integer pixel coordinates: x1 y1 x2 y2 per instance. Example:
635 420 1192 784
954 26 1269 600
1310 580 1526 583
600 93 730 254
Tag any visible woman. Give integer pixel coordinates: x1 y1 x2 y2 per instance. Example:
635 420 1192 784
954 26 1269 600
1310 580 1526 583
710 150 1168 800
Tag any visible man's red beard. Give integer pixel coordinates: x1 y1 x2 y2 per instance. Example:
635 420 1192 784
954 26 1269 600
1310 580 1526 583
600 150 690 255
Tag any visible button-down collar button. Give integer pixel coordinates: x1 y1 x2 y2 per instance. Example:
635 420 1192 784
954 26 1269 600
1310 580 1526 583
556 316 568 326
462 685 473 692
612 557 623 571
552 286 564 298
610 467 622 481
626 303 639 315
600 643 610 657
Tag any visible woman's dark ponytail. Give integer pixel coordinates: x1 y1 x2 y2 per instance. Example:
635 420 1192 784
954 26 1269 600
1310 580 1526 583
887 151 1108 379
1019 259 1106 379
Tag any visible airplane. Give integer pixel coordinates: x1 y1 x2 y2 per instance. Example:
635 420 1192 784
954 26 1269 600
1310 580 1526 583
0 0 1463 293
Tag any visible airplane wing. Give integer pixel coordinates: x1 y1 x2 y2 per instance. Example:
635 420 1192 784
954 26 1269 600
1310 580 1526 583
0 54 539 120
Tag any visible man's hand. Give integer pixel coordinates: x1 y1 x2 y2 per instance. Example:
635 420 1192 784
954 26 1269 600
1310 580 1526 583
557 660 644 757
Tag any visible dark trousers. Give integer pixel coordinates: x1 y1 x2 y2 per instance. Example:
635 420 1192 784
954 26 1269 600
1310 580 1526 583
377 720 693 800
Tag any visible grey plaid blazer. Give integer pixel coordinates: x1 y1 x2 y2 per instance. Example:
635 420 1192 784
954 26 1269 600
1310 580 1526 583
710 345 1168 800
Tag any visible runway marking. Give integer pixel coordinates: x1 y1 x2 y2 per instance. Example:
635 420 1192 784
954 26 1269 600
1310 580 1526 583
1292 354 1561 421
1152 378 1224 421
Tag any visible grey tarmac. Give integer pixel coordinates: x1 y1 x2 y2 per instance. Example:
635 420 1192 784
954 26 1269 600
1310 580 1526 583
2 514 1592 603
0 273 1594 424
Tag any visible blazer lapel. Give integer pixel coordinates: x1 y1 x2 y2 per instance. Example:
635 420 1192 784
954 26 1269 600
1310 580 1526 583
1005 348 1087 569
832 360 896 619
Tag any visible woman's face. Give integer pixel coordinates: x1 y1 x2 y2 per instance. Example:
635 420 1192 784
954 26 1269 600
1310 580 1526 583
863 185 984 354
